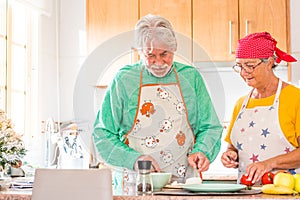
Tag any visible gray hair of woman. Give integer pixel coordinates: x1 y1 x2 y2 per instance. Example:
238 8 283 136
134 14 177 54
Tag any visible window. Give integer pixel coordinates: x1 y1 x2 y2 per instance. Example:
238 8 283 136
0 0 38 140
0 0 6 110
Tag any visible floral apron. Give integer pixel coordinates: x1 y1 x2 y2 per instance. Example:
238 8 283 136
118 68 196 194
231 79 300 183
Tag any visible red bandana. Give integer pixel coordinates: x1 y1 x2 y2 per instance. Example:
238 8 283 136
236 32 297 63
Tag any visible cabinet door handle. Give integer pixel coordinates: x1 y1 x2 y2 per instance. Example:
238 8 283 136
245 19 249 36
229 20 233 54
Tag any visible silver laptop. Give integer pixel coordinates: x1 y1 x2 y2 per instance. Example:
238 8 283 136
32 168 113 200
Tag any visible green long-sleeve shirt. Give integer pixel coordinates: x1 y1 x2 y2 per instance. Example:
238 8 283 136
93 61 223 170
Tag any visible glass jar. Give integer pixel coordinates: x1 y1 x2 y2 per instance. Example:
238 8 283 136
136 160 153 195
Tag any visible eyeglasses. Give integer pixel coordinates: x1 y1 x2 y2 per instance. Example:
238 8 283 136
232 60 264 73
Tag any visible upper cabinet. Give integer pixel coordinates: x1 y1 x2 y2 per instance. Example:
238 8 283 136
239 0 287 51
140 0 191 37
139 0 192 63
87 0 289 62
193 0 238 62
193 0 288 62
86 0 139 53
86 0 191 63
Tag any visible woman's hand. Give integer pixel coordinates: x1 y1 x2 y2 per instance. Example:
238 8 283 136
244 161 273 184
188 152 210 173
133 155 161 172
221 150 238 168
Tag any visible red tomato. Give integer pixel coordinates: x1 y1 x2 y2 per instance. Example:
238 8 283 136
261 172 275 185
240 174 254 187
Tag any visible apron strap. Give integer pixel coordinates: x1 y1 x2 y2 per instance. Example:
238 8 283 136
240 79 283 111
273 79 282 105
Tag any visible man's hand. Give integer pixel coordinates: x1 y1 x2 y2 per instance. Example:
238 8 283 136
188 152 210 173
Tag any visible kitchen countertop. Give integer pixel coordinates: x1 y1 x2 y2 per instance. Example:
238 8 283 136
1 176 299 200
113 195 300 200
1 187 300 200
113 186 300 200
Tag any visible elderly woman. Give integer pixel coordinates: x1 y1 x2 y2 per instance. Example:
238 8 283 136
93 14 222 192
221 32 300 184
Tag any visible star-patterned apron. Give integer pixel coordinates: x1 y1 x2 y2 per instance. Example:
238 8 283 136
231 79 300 183
119 67 197 194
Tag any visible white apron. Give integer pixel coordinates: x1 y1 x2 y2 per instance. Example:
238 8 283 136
231 79 300 183
119 68 197 194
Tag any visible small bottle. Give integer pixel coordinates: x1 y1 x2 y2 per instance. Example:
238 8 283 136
136 160 153 195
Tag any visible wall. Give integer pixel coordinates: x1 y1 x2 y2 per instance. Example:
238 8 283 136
59 0 86 121
26 0 87 167
26 0 60 166
290 0 300 86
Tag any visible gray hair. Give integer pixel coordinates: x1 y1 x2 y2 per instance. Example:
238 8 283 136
134 14 177 53
261 55 278 68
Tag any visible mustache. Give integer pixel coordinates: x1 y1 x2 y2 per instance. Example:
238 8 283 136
149 63 170 69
